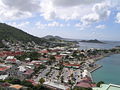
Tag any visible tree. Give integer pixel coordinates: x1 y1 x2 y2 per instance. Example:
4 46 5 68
61 76 64 83
21 80 33 88
10 78 21 84
97 81 105 87
50 55 56 63
39 78 45 84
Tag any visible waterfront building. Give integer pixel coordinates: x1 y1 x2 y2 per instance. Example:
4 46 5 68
92 84 120 90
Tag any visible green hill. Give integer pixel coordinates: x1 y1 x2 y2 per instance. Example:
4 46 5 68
0 23 48 46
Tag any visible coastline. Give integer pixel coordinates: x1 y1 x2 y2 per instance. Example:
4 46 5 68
88 53 113 82
89 53 120 82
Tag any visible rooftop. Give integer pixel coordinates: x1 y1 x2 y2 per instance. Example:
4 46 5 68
10 84 23 89
44 81 69 90
92 84 120 90
0 67 9 71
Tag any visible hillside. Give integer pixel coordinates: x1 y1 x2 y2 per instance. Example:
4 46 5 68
43 35 63 40
0 23 48 46
80 39 104 44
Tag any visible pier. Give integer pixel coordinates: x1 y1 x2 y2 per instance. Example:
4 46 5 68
89 64 102 82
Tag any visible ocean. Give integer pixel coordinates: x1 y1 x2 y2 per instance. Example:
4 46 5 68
78 41 120 84
79 41 120 50
91 54 120 85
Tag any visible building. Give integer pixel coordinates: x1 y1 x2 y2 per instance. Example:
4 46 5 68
92 84 120 90
63 63 80 69
0 63 11 75
43 81 70 90
9 84 28 90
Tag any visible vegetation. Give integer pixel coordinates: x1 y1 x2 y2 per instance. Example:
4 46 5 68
80 39 104 44
34 64 46 73
97 81 105 87
15 52 41 61
0 23 49 45
49 55 56 63
39 78 45 84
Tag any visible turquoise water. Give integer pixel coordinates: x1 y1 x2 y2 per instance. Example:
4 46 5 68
92 54 120 85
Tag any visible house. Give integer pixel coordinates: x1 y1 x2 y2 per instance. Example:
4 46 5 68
75 75 95 88
0 64 11 75
9 84 28 90
30 61 42 67
92 84 120 90
0 75 8 80
5 56 17 64
5 59 17 64
38 58 49 63
63 63 80 69
26 79 37 86
23 69 34 78
5 56 21 64
76 81 96 88
38 50 49 54
18 66 26 72
55 55 63 61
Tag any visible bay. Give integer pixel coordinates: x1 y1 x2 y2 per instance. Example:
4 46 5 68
92 54 120 85
79 41 120 50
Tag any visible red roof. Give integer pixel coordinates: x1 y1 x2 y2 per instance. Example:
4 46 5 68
50 49 61 52
63 63 80 67
26 80 37 86
30 61 42 65
6 59 16 62
0 67 9 71
76 81 96 88
38 50 49 53
38 58 49 61
0 51 24 56
55 55 63 60
24 69 34 75
1 83 10 87
82 76 92 82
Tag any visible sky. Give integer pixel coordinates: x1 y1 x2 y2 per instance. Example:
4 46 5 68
0 0 120 41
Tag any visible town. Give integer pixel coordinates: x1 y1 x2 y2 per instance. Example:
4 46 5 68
0 39 120 90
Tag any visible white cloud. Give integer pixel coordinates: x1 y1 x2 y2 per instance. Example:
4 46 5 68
2 0 40 12
35 22 47 29
48 21 64 27
77 2 110 30
35 21 64 29
81 2 110 25
7 21 30 30
115 12 120 23
81 13 99 25
40 0 104 21
40 0 112 30
93 2 111 20
0 0 40 21
96 25 106 29
52 0 103 7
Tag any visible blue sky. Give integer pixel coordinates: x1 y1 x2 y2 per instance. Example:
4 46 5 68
0 0 120 41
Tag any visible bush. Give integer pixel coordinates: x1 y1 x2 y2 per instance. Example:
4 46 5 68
97 81 105 87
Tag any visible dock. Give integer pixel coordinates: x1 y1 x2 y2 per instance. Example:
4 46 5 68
90 64 102 73
89 64 102 82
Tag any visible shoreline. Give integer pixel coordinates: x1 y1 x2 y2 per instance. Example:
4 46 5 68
89 64 102 82
89 64 102 73
88 53 113 82
89 53 120 82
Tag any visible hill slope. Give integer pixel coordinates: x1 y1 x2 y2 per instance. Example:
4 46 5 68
0 23 47 45
80 39 104 44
